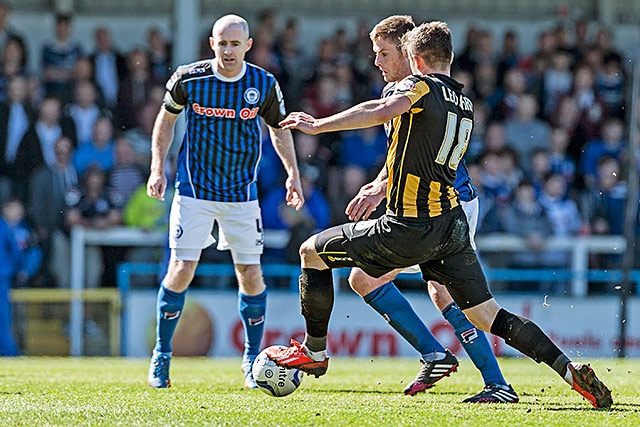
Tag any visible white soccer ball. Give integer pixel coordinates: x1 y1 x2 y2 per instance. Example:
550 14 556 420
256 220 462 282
252 345 303 397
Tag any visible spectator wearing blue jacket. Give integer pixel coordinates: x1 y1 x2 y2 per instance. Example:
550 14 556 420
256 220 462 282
0 214 20 356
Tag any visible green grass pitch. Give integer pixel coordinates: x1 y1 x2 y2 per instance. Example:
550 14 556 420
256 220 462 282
0 357 638 426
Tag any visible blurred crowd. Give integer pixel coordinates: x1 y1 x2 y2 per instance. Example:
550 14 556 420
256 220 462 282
0 5 638 294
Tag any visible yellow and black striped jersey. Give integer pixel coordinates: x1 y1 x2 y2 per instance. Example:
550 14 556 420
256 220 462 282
385 73 473 218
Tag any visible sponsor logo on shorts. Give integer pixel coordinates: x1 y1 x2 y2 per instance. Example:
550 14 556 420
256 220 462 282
163 310 181 320
174 225 183 239
460 328 478 344
255 238 264 246
248 315 264 326
244 87 260 104
327 255 352 262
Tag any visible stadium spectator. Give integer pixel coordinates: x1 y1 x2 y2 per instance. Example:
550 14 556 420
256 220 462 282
339 126 387 175
553 24 582 65
476 150 513 205
1 198 42 288
304 37 337 86
115 48 155 131
262 164 330 264
579 156 627 292
580 156 626 237
489 67 527 122
482 120 508 154
107 136 146 205
0 211 19 356
503 93 551 169
146 28 172 84
560 63 607 162
468 163 502 235
580 117 626 189
123 100 158 169
573 19 591 58
596 52 625 120
527 148 551 194
71 56 95 83
41 14 82 103
499 179 554 289
350 18 376 87
28 135 77 287
300 72 344 191
330 164 368 225
0 75 34 204
595 27 623 66
63 80 109 145
538 174 582 293
496 30 521 86
64 165 123 288
472 61 499 107
465 100 487 162
0 35 29 101
90 27 127 109
0 2 23 52
272 18 304 110
548 126 577 186
15 95 75 201
540 48 573 119
496 147 523 196
72 116 115 175
525 30 557 77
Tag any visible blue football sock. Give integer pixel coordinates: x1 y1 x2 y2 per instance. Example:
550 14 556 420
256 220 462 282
364 282 445 359
442 302 507 386
154 282 186 353
239 289 267 359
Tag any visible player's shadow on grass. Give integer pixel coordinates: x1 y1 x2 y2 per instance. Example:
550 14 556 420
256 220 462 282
311 388 405 395
524 401 640 412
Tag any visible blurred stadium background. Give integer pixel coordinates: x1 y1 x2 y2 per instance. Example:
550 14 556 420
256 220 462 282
2 0 639 359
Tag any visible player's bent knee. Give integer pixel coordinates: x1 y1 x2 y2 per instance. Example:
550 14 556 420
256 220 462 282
299 236 326 269
427 280 455 311
462 299 501 332
349 269 386 297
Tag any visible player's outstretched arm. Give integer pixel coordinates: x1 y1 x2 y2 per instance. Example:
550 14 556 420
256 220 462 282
279 94 411 135
268 126 305 210
147 108 179 201
345 167 388 221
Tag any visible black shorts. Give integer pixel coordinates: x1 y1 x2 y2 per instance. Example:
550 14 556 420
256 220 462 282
314 207 492 309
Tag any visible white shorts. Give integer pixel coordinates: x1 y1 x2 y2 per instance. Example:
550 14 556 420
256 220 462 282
401 197 479 274
168 194 264 264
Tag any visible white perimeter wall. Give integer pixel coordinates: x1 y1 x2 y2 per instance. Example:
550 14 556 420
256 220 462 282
125 290 640 359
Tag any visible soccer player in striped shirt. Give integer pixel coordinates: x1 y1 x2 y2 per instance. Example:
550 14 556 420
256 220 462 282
269 20 611 409
343 15 517 403
146 14 304 389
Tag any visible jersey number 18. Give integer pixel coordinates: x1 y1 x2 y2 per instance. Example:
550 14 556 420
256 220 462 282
435 111 472 170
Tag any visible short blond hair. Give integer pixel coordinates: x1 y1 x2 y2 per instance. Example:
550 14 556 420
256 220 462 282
369 15 415 51
402 21 452 70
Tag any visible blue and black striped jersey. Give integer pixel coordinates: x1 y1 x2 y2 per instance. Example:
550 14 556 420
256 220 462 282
382 81 477 204
164 60 286 202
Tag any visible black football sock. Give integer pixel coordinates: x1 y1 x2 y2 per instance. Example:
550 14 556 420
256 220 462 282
490 308 568 376
299 268 334 349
